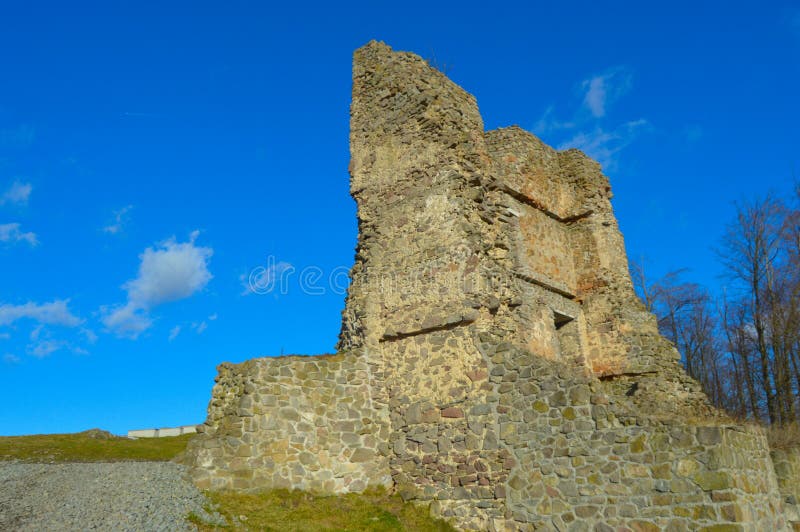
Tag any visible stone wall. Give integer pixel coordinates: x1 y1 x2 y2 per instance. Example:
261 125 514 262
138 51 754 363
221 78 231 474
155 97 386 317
184 353 391 493
476 338 787 531
365 323 790 530
772 447 800 522
185 41 800 531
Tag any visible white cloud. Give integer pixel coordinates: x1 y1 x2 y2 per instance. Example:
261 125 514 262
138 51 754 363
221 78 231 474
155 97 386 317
103 205 133 235
581 68 631 118
0 300 82 327
583 77 608 118
28 339 66 358
0 223 38 246
102 231 213 338
101 302 153 339
1 181 33 206
170 312 215 340
23 324 89 358
532 105 576 135
30 324 44 341
3 353 20 364
559 120 649 170
238 273 250 295
531 66 647 169
126 231 212 307
81 328 98 344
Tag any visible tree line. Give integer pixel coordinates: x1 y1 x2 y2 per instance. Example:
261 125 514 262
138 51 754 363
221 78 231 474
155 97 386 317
632 185 800 427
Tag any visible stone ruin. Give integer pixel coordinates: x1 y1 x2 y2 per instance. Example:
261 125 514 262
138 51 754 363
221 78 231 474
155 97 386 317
184 42 800 531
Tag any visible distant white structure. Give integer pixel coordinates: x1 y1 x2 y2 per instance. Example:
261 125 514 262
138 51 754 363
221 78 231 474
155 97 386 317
127 425 199 438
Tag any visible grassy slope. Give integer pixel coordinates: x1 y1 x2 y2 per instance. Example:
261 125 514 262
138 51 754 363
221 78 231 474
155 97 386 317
0 430 193 462
192 489 456 532
1 430 456 531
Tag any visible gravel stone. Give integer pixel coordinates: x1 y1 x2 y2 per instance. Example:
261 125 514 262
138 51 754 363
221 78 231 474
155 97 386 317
0 461 225 531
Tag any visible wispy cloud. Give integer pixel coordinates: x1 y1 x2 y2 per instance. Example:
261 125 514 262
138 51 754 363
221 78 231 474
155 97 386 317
0 180 33 206
28 339 66 358
581 68 632 118
531 65 645 170
240 259 294 296
170 312 215 341
24 325 88 358
30 324 44 341
532 105 576 135
559 120 650 170
81 328 98 344
102 231 213 338
0 300 82 327
0 223 38 246
102 205 133 235
3 353 20 364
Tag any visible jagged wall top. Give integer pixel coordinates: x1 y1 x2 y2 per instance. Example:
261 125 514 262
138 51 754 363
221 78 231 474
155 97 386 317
341 40 665 378
349 41 487 206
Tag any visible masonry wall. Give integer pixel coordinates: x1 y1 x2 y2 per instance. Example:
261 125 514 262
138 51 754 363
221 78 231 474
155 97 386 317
186 41 799 532
518 208 577 291
771 447 800 522
184 353 391 493
479 338 788 531
337 41 794 531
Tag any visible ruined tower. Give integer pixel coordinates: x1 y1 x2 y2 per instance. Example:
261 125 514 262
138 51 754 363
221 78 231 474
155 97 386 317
184 42 799 531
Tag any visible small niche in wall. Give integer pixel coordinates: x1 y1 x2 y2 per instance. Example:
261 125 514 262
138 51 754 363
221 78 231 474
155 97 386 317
553 310 574 330
553 310 581 361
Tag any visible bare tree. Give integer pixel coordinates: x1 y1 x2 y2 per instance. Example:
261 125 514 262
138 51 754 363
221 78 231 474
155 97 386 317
633 264 728 410
633 188 799 426
718 195 798 425
631 258 657 313
720 295 764 422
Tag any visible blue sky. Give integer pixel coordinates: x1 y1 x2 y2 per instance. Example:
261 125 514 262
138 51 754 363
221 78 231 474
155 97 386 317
1 1 797 436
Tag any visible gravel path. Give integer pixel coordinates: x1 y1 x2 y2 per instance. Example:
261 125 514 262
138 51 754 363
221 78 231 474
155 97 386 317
0 461 224 531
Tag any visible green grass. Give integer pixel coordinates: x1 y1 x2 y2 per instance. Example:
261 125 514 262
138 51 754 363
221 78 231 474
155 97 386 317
190 488 456 532
0 429 194 462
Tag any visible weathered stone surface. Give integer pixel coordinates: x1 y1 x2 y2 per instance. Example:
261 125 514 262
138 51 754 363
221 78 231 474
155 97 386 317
182 354 391 493
184 41 799 531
